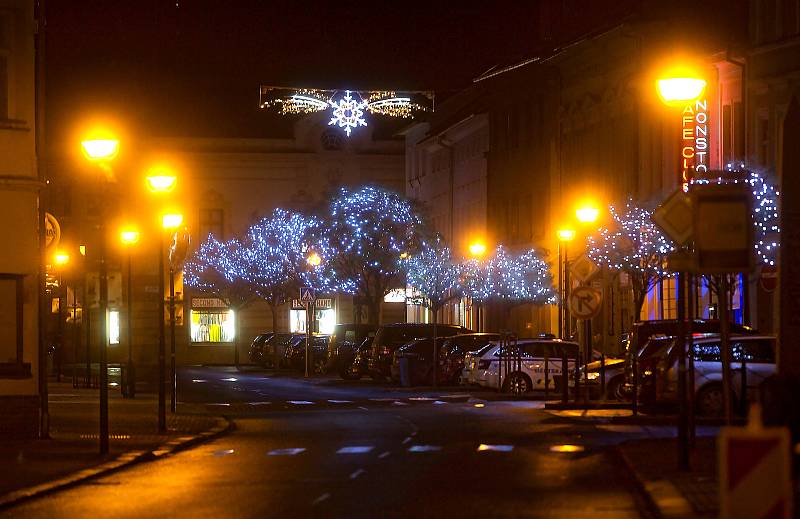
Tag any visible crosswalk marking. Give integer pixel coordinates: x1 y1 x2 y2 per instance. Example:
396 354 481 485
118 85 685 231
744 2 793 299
267 448 306 456
213 449 235 456
408 445 442 452
337 446 374 454
477 444 514 452
288 400 315 405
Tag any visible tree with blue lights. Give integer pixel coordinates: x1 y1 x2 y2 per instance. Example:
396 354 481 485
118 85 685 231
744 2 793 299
184 234 257 367
242 209 318 335
587 200 674 321
403 234 462 385
464 245 557 306
314 185 427 325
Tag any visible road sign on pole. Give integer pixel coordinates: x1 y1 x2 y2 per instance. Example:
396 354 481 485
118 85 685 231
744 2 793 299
568 286 602 320
653 189 693 246
569 254 600 284
300 287 315 303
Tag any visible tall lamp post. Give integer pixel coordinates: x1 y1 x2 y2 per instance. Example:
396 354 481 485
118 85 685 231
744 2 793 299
304 251 322 378
120 229 140 398
146 172 177 432
81 135 120 455
53 252 70 382
556 229 576 339
162 213 184 412
468 240 487 332
657 69 707 470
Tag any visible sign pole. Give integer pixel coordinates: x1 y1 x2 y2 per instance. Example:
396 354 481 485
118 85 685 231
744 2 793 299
305 302 310 378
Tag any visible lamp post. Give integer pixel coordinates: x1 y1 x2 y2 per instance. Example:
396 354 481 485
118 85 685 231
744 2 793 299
146 171 177 432
162 213 183 413
574 205 599 404
81 135 120 456
120 229 140 398
304 252 322 378
54 252 70 383
657 69 707 471
468 240 487 332
556 229 576 339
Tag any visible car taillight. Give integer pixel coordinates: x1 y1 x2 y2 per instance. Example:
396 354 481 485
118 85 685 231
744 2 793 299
478 360 491 370
380 347 391 356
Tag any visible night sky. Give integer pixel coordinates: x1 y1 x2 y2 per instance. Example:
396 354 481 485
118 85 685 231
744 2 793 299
45 0 543 142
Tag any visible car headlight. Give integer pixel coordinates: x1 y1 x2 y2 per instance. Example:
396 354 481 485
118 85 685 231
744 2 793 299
643 370 653 376
586 372 600 380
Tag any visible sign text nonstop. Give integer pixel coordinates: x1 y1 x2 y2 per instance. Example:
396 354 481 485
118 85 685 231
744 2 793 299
681 99 708 191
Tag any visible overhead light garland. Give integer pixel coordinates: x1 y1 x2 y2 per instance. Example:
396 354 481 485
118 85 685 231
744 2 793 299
260 86 434 136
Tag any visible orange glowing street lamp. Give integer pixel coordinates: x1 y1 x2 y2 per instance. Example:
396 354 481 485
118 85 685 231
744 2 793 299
81 138 120 162
119 228 140 398
306 251 322 267
469 241 487 258
656 77 707 107
575 205 600 224
146 169 178 193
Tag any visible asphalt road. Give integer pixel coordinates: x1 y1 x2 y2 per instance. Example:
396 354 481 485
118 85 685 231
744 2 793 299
4 367 662 518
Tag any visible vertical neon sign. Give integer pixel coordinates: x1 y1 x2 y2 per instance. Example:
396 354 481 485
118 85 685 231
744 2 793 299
681 99 708 190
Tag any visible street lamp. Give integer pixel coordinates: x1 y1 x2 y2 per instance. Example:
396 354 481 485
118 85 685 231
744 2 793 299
120 229 140 398
556 229 576 340
80 134 118 455
469 240 487 257
575 205 599 224
657 67 706 469
303 251 322 377
147 171 179 432
162 213 183 413
53 252 70 382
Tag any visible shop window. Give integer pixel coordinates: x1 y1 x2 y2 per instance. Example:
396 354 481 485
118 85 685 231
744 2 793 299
199 208 224 240
190 308 235 343
109 310 120 345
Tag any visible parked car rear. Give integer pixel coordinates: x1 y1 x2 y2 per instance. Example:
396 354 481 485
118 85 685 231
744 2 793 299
392 333 499 386
261 333 298 368
285 335 330 373
248 333 275 365
326 324 378 378
368 323 469 379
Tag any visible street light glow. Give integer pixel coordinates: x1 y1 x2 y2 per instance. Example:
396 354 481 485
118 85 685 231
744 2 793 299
54 251 70 265
306 252 322 267
469 241 487 257
162 213 184 229
557 229 576 242
656 77 706 106
120 229 141 245
146 173 178 193
81 139 120 161
575 206 599 223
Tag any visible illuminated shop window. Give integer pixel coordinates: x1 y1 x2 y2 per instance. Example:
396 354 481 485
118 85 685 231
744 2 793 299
190 309 235 343
109 310 120 345
289 307 335 335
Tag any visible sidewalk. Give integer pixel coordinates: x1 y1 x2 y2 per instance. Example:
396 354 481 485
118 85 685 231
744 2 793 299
0 381 229 508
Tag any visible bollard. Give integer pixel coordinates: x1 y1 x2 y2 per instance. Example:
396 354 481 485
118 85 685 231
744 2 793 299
740 358 747 416
600 353 606 399
561 350 568 403
632 348 639 416
575 352 582 403
544 353 549 400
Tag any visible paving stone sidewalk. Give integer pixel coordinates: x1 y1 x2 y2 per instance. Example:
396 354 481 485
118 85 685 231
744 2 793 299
1 382 227 503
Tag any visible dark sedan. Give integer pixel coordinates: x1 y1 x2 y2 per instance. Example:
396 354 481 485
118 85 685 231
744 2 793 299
391 333 500 386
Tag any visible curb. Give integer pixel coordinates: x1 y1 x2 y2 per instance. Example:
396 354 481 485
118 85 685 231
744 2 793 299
0 416 233 511
614 444 699 519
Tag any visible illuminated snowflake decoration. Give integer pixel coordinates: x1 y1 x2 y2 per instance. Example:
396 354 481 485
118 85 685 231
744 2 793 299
260 86 433 137
328 91 368 136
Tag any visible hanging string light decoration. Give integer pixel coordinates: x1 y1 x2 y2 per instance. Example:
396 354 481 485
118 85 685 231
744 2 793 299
586 200 674 319
260 86 434 137
461 245 556 304
690 166 780 266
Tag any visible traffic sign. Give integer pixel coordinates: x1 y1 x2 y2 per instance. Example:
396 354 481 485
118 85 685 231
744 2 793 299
299 287 315 303
719 418 792 518
570 254 600 283
653 189 693 246
692 184 753 273
45 212 61 249
760 265 778 292
568 286 602 320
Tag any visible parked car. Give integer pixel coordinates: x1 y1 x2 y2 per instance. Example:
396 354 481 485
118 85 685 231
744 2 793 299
344 336 374 380
642 334 776 416
582 355 627 400
261 333 300 368
284 334 330 373
391 333 500 386
326 324 378 378
470 338 580 394
368 323 469 379
248 333 275 365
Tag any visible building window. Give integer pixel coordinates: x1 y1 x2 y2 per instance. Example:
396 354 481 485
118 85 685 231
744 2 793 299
0 274 28 378
199 208 224 240
109 310 120 345
321 129 344 151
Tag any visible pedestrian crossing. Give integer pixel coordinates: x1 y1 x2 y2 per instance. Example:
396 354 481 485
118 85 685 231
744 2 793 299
209 442 537 457
193 394 475 414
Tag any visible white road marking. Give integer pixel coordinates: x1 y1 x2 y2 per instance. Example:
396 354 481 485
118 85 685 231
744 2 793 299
221 377 238 382
408 445 442 453
213 449 235 456
378 451 391 459
311 493 331 506
288 400 315 405
433 400 448 405
408 397 434 401
349 468 366 479
267 448 306 456
327 399 354 404
402 437 412 444
247 401 271 406
477 444 514 452
337 446 374 454
357 406 369 411
392 401 409 406
191 379 207 383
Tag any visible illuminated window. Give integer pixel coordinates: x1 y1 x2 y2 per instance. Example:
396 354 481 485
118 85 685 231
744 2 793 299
190 309 234 343
109 310 120 345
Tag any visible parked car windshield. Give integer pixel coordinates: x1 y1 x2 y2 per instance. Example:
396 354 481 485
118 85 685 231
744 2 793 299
373 325 463 350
